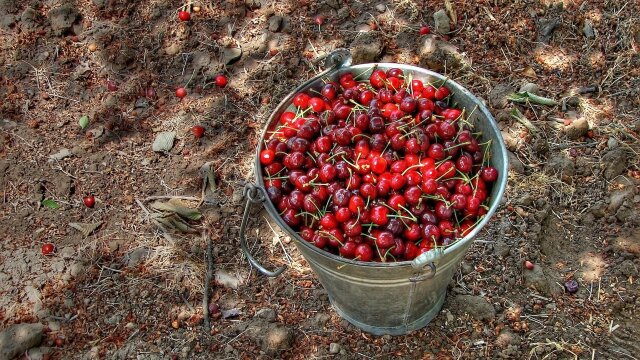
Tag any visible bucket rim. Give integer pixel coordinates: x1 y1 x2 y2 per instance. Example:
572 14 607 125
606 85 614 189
254 62 508 269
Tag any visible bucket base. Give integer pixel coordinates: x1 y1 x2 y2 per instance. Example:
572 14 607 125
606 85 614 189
329 291 447 336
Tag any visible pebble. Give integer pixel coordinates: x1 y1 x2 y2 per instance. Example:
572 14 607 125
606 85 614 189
0 323 44 360
433 10 450 34
375 4 386 12
329 343 341 354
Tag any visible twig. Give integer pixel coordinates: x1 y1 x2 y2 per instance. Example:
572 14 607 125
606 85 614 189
203 229 214 332
144 195 200 202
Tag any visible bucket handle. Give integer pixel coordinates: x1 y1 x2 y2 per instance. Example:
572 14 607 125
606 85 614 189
239 184 285 277
409 248 444 282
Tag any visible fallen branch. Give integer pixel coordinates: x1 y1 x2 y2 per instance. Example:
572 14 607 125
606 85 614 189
202 230 213 332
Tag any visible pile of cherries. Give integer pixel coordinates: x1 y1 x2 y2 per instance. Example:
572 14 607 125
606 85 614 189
259 67 498 263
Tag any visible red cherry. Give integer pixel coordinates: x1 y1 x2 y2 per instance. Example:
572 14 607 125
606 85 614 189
260 149 275 165
315 15 325 26
215 75 228 88
191 125 205 139
106 80 118 92
435 86 450 100
178 11 191 21
175 87 187 99
355 243 373 262
41 243 55 256
83 195 95 208
481 166 499 183
419 26 430 35
524 261 534 270
370 205 389 226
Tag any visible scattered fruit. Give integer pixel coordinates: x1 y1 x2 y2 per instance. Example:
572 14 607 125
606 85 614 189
193 6 201 12
260 67 499 263
176 87 187 99
214 74 228 88
83 195 96 208
419 26 430 35
191 125 205 139
315 15 325 26
107 80 118 92
524 261 534 270
178 11 191 21
41 243 55 256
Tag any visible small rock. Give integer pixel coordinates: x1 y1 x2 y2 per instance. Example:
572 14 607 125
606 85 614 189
418 35 470 72
245 0 261 10
507 151 525 174
47 4 78 35
564 117 589 140
433 10 450 34
495 329 520 348
519 82 540 95
152 132 176 152
355 23 371 32
493 239 510 257
616 260 638 277
375 4 386 12
312 313 330 327
523 264 558 295
449 295 495 321
538 18 560 43
489 83 514 109
583 20 595 39
545 153 575 177
268 15 283 32
164 43 181 56
192 51 211 69
0 323 44 360
0 119 17 129
69 262 86 277
608 185 636 213
222 46 242 65
607 137 619 149
215 270 242 289
350 32 383 64
26 346 50 360
262 325 294 354
601 149 628 180
254 308 276 322
126 248 150 267
48 148 73 162
329 343 341 354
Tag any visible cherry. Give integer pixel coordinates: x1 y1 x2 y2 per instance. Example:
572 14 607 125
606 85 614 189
434 86 450 101
355 244 373 261
175 87 187 99
370 205 389 226
41 243 55 256
106 80 118 92
388 194 407 210
282 209 300 227
403 223 422 242
481 166 499 183
83 195 96 208
419 26 430 35
184 126 204 141
343 219 362 237
260 149 275 165
340 241 358 258
214 74 228 88
375 231 395 248
178 11 191 21
320 213 338 229
404 186 422 205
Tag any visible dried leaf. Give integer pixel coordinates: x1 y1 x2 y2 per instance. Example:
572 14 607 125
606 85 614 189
150 199 201 220
69 222 103 237
507 91 557 106
79 115 89 129
522 66 537 79
42 199 60 209
445 0 457 25
152 214 197 233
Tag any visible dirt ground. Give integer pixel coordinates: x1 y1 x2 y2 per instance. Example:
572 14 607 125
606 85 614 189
0 0 639 359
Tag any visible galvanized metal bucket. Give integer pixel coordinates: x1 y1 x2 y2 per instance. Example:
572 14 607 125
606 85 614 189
240 49 508 335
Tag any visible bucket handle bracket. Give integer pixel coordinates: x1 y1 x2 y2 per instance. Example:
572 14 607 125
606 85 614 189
239 184 285 277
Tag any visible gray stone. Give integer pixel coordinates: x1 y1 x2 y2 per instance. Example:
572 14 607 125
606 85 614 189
0 13 14 30
489 83 514 109
0 323 44 360
254 308 276 322
564 117 589 140
507 151 525 174
519 82 540 95
449 295 495 321
20 7 38 31
152 132 176 152
418 35 470 72
495 329 520 348
48 148 73 162
268 15 283 32
350 33 383 64
493 240 510 257
192 51 211 69
608 185 636 213
375 4 386 12
583 20 595 39
545 153 575 177
616 260 637 277
329 343 341 354
433 10 450 34
601 149 628 180
222 46 242 65
26 346 51 360
523 264 560 295
48 4 78 34
126 248 150 267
